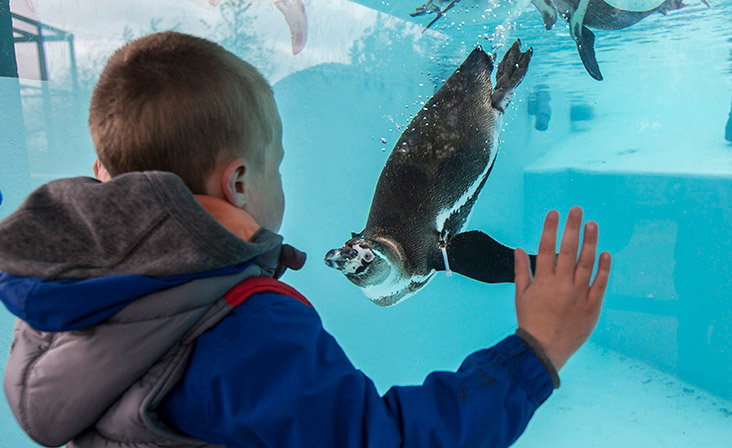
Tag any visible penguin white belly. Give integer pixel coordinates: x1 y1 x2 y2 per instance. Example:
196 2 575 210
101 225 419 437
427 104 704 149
361 269 435 306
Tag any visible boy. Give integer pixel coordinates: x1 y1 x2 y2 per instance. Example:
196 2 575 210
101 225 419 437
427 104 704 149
0 31 611 447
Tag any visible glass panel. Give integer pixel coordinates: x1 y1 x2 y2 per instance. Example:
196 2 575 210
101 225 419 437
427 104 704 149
1 0 730 446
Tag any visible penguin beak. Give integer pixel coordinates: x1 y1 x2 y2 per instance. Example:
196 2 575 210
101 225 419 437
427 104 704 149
324 244 373 275
324 248 351 270
325 247 361 271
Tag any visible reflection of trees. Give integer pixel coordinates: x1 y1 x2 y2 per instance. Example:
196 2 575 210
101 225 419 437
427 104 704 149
349 12 460 87
350 13 421 73
121 18 177 44
72 18 181 93
75 3 275 90
206 2 275 78
22 16 184 179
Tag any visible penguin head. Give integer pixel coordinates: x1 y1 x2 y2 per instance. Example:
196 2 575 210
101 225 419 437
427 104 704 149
324 237 392 287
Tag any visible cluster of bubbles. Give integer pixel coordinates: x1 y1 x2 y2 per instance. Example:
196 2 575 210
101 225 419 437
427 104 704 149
373 0 533 153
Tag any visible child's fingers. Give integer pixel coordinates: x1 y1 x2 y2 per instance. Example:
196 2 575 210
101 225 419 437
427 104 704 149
535 210 559 277
514 248 531 297
574 221 598 287
556 206 583 277
588 251 612 306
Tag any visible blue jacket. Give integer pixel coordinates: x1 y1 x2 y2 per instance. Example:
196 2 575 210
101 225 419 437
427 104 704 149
158 288 554 447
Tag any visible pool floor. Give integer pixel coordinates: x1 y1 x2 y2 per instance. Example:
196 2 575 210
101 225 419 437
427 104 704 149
515 342 732 447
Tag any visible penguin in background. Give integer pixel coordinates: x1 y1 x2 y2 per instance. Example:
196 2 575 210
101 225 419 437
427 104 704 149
411 0 710 81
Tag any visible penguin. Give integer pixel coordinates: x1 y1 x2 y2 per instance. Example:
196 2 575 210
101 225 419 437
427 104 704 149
411 0 709 81
325 40 535 307
538 0 709 81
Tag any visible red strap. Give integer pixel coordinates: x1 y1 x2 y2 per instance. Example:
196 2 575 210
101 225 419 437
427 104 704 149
224 276 312 308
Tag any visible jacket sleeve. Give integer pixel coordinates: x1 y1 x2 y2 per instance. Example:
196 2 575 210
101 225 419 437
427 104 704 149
158 293 554 448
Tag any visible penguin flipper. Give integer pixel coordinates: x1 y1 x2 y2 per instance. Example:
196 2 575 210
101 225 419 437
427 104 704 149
530 0 557 30
438 230 537 284
576 26 603 81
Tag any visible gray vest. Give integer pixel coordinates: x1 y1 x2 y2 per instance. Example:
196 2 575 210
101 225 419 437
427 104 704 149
6 267 279 448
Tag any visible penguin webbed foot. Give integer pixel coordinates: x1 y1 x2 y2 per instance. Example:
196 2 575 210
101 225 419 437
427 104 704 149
438 230 537 284
491 40 533 113
410 0 440 17
576 26 603 81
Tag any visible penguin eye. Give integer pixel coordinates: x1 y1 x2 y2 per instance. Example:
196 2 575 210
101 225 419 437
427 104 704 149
363 251 374 262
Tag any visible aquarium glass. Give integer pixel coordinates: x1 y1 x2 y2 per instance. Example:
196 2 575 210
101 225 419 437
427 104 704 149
0 0 731 446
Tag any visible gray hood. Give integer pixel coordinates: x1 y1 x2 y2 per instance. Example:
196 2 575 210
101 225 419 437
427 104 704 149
0 171 281 280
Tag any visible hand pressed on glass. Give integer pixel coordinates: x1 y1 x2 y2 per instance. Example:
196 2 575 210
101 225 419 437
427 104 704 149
515 206 612 371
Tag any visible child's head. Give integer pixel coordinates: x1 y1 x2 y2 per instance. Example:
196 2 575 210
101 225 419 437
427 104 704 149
89 31 284 231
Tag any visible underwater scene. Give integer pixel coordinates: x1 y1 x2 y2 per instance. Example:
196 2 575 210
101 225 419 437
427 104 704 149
1 0 731 446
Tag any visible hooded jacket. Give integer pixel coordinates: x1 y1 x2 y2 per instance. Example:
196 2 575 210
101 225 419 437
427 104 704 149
0 172 286 447
1 171 556 448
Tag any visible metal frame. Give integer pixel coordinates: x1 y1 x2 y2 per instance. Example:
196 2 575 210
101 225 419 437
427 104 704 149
11 11 77 89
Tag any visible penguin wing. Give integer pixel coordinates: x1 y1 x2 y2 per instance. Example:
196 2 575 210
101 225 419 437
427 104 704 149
576 26 603 81
435 230 537 284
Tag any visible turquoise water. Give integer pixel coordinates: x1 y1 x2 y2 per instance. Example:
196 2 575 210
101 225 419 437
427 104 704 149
1 0 731 446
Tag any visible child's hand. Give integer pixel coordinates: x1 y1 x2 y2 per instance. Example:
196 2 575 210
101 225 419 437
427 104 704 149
514 207 612 371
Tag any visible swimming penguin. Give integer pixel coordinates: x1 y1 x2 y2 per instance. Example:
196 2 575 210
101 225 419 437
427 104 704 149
534 0 709 80
411 0 709 80
325 40 535 306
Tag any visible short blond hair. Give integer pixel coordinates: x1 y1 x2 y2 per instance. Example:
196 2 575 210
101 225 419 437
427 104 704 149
89 31 273 193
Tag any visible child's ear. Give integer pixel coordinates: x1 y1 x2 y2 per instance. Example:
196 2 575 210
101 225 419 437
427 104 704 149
221 158 249 208
93 158 111 182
